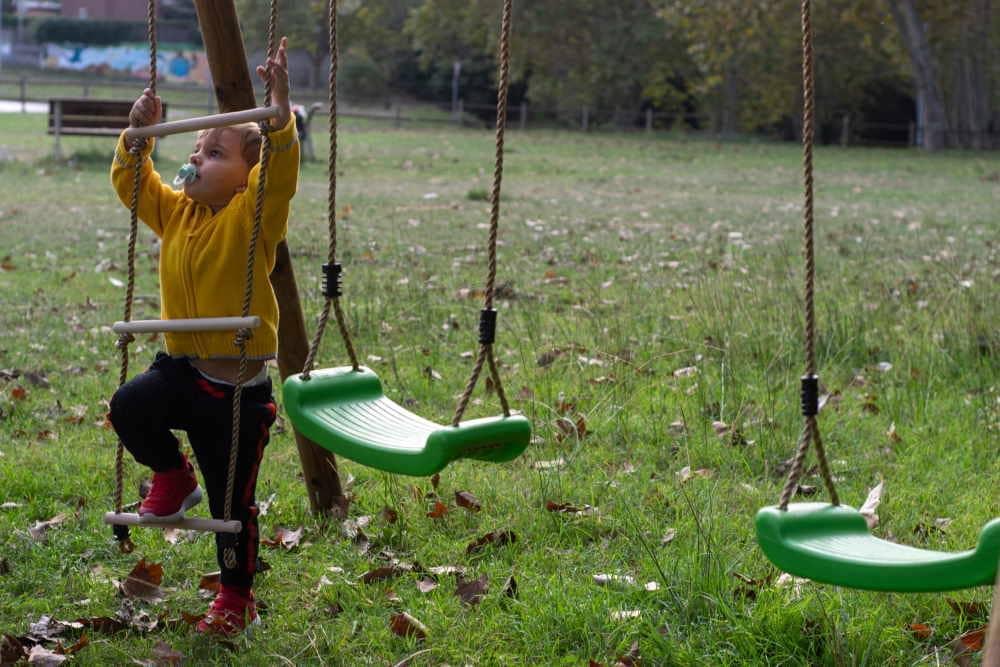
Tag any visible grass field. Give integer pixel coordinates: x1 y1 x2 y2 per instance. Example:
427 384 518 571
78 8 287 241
0 109 997 665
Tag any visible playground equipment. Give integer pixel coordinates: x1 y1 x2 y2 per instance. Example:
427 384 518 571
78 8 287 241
282 0 530 476
754 0 999 599
103 0 283 555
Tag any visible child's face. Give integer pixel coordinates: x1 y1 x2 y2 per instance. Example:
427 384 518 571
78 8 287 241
183 128 252 211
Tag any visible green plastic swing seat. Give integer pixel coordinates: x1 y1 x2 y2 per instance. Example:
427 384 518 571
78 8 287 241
756 503 1000 592
282 366 531 476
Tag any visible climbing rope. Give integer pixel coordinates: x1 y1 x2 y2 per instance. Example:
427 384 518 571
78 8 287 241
302 0 360 379
221 0 278 569
112 0 279 562
450 0 514 426
777 0 839 511
112 0 159 553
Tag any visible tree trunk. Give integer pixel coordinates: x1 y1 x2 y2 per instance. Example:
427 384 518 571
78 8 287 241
954 0 992 149
887 0 949 150
720 60 740 136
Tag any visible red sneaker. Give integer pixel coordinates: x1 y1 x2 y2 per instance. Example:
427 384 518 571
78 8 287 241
196 586 259 636
137 456 202 523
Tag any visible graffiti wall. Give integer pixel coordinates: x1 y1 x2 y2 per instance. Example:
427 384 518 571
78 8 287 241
44 44 211 84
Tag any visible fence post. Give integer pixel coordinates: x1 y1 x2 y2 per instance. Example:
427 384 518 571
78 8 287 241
840 114 849 147
582 106 589 132
394 103 401 129
19 76 26 112
908 122 916 147
519 101 527 130
52 100 63 160
455 98 463 126
645 108 653 134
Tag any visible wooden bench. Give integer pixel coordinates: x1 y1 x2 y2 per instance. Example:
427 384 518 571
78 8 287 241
47 98 168 158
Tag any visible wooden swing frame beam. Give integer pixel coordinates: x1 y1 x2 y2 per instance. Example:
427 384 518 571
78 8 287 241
192 0 344 514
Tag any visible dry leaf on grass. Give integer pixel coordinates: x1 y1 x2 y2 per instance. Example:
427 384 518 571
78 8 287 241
676 466 713 483
466 529 516 554
859 481 883 529
416 577 438 593
531 458 566 470
455 574 488 605
360 564 411 584
455 491 481 512
389 612 428 640
261 526 303 550
26 644 67 665
546 501 599 516
28 514 67 542
120 559 165 603
426 500 449 519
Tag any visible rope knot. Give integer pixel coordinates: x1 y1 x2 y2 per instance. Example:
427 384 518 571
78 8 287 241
234 328 254 348
115 332 135 350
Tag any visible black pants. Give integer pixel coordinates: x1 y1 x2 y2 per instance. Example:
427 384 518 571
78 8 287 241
109 352 276 588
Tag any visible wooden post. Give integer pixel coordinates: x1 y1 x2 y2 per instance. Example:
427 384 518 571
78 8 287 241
840 113 849 147
19 76 26 112
194 0 344 514
908 121 916 147
52 99 63 160
985 563 1000 667
519 101 527 130
455 98 464 126
582 106 589 132
645 108 653 133
394 103 401 128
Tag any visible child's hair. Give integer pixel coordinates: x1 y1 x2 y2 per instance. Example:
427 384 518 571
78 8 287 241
198 122 262 168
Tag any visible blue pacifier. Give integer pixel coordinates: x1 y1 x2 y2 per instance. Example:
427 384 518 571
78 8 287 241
173 163 198 187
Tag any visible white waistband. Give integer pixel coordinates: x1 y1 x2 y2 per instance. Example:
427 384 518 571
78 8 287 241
195 364 269 387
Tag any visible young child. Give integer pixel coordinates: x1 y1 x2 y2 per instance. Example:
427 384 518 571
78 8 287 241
108 37 298 636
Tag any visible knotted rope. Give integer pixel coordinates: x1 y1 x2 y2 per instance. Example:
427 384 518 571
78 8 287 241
451 0 514 426
112 0 159 553
777 0 839 510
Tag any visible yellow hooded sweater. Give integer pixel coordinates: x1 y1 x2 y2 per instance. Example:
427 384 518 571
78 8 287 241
110 117 299 360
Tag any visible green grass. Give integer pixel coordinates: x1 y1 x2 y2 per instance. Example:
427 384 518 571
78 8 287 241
0 109 998 665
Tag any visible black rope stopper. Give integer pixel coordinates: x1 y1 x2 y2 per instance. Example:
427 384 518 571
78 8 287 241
800 374 819 417
322 263 343 298
478 308 498 345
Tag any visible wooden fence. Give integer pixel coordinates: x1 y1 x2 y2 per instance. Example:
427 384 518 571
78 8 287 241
2 74 995 148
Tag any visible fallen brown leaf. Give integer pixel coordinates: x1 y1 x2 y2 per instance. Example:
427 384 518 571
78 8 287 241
455 574 488 605
389 612 428 640
455 491 481 513
261 526 303 550
28 513 67 542
198 571 220 593
466 529 516 554
426 500 449 519
360 565 409 584
27 644 67 665
120 559 165 603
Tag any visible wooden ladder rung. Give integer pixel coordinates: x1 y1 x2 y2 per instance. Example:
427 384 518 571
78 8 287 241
124 106 281 141
103 512 241 534
112 316 261 334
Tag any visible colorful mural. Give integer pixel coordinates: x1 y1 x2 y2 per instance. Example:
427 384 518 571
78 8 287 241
44 44 211 84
